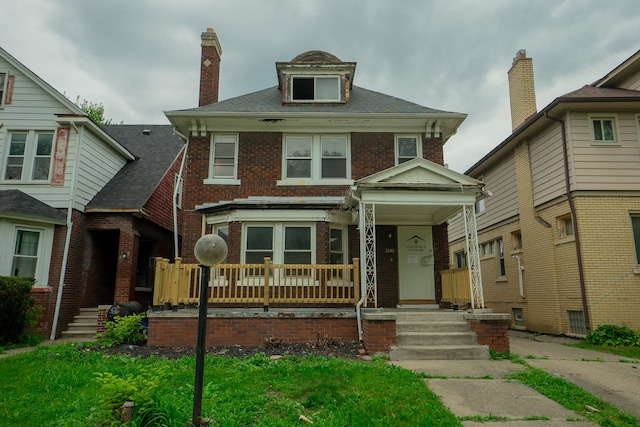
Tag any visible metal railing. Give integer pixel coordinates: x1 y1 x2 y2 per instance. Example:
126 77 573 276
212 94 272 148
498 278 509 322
153 257 360 308
440 266 472 305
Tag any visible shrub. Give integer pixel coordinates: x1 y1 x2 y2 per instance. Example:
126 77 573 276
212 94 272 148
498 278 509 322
0 276 37 345
585 325 640 347
99 313 147 346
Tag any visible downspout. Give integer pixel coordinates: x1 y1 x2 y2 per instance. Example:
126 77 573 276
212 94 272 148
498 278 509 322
351 190 366 342
50 121 82 340
512 255 524 298
545 113 591 331
172 127 189 259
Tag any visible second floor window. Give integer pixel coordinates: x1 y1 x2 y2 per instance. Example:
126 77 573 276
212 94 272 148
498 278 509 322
283 135 349 181
395 135 421 164
0 72 7 106
590 116 617 144
208 134 239 183
4 131 54 182
292 76 340 102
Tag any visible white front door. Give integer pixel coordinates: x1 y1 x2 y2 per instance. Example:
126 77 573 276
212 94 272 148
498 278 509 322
397 226 435 302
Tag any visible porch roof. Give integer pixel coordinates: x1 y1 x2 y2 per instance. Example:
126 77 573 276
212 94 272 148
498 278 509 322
197 196 346 213
0 190 66 224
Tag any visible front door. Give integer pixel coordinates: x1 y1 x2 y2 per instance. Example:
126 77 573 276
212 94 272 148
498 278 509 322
397 226 435 303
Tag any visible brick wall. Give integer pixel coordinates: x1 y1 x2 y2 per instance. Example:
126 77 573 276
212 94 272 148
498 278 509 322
469 319 510 353
144 154 185 233
147 315 358 347
361 318 396 353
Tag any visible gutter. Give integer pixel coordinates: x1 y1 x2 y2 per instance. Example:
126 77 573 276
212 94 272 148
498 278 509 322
50 120 83 340
172 126 189 258
545 112 591 331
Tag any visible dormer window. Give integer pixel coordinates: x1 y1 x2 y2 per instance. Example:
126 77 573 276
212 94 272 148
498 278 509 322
292 76 340 101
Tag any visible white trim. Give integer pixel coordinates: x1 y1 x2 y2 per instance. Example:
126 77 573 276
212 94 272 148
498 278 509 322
204 178 241 185
1 220 55 287
281 134 350 182
0 70 7 107
394 134 422 165
588 113 620 146
209 133 239 180
241 222 316 264
206 209 334 224
2 129 56 183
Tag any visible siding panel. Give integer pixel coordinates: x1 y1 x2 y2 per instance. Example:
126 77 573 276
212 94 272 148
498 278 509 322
530 123 565 206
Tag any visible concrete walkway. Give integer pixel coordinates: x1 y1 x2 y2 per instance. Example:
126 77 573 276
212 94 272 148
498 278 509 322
392 331 640 426
0 337 94 359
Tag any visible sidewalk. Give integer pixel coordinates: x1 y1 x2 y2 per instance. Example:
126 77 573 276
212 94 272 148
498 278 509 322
392 331 639 426
0 337 94 359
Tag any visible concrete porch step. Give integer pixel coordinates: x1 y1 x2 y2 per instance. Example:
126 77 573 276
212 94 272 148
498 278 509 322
390 344 490 360
396 331 478 346
394 311 467 322
60 329 98 340
66 323 98 332
396 321 471 333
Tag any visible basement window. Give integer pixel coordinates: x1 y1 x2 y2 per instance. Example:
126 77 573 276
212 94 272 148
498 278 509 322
568 310 588 335
292 76 340 102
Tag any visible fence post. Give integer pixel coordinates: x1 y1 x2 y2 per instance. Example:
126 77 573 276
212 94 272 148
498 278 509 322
263 257 271 312
451 264 459 310
353 258 360 306
153 257 166 306
171 257 182 308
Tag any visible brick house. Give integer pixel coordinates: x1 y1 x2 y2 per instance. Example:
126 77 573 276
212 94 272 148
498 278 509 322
449 49 640 336
151 29 507 355
0 46 184 339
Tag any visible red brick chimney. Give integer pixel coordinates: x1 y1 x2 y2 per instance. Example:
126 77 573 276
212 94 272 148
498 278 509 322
199 28 222 107
508 49 537 131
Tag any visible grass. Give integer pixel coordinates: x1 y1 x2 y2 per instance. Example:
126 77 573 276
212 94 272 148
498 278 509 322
568 341 640 360
0 343 461 427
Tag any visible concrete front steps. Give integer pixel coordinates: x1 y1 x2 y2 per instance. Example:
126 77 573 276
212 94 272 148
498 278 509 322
390 311 489 360
61 307 99 340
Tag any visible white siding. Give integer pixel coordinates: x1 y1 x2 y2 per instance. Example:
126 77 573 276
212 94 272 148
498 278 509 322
476 154 519 230
74 128 127 208
530 122 566 206
569 111 640 191
615 74 640 91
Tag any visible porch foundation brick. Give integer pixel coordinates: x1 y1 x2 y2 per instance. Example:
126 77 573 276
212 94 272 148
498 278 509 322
97 305 110 335
465 313 511 353
147 310 358 348
361 319 396 353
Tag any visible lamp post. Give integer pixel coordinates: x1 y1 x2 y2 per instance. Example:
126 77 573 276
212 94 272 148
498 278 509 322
192 234 227 426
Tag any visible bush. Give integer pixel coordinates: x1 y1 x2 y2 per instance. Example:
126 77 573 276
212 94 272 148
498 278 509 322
0 276 37 345
585 325 640 347
99 313 147 346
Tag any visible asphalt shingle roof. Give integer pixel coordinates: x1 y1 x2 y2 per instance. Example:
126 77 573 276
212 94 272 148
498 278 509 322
0 190 66 221
87 125 183 210
170 85 454 115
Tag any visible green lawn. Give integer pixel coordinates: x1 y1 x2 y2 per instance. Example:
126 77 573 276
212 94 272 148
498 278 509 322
0 344 460 427
568 341 640 360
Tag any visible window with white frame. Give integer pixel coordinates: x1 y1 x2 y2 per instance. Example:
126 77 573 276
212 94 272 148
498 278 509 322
208 134 239 183
292 76 340 102
395 135 421 164
0 72 7 106
4 131 55 182
557 214 574 239
497 238 506 276
454 250 467 268
282 135 349 182
590 116 617 144
12 229 40 278
329 227 345 264
244 224 315 265
631 215 640 265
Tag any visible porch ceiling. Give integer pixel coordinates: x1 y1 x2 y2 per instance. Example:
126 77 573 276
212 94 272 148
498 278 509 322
372 202 464 225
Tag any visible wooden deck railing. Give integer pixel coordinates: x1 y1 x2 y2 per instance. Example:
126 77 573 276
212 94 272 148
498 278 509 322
440 266 471 305
152 257 360 308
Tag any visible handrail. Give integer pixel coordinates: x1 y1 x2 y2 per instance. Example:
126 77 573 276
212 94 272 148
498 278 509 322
153 257 360 308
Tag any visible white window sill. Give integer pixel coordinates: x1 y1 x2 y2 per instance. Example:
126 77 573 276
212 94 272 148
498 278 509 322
590 141 620 146
204 178 241 185
495 277 508 283
277 178 353 186
633 267 640 275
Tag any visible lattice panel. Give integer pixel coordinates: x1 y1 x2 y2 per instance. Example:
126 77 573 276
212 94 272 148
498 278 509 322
363 203 377 307
463 204 485 309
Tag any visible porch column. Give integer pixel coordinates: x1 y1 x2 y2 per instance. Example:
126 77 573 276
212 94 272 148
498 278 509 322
359 202 377 307
463 204 485 309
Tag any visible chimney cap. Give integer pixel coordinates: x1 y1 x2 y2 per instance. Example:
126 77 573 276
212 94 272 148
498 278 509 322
513 49 527 65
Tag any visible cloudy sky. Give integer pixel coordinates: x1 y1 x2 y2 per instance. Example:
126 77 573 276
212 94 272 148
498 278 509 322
2 0 638 172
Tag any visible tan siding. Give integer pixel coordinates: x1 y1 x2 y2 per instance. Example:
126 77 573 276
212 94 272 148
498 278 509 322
571 112 640 191
530 123 566 206
447 212 465 243
476 154 519 230
616 73 640 91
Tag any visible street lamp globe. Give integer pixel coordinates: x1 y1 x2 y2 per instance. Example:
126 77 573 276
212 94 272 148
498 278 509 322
194 234 228 267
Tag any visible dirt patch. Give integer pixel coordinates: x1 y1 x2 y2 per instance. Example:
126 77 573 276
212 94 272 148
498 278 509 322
85 340 365 360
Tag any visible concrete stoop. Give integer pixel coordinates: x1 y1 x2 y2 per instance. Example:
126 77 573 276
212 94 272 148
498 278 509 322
60 307 99 339
390 311 489 360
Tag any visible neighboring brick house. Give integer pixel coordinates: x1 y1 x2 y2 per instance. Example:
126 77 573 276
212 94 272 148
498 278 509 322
165 28 486 311
0 46 183 339
449 49 640 335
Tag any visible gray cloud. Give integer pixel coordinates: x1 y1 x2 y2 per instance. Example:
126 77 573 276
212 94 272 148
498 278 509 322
1 0 638 171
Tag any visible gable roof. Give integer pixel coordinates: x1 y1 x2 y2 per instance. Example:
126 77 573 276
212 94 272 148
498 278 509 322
0 47 135 161
466 52 640 176
86 125 184 211
0 190 66 223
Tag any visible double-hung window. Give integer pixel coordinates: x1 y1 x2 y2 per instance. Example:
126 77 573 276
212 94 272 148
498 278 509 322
281 134 349 183
244 224 315 265
590 116 617 144
292 76 340 102
497 238 506 277
12 229 40 278
395 135 421 164
4 131 54 182
631 215 640 265
207 134 240 184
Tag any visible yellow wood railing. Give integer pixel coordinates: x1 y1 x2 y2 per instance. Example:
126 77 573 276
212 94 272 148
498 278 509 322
153 257 360 308
440 266 471 305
